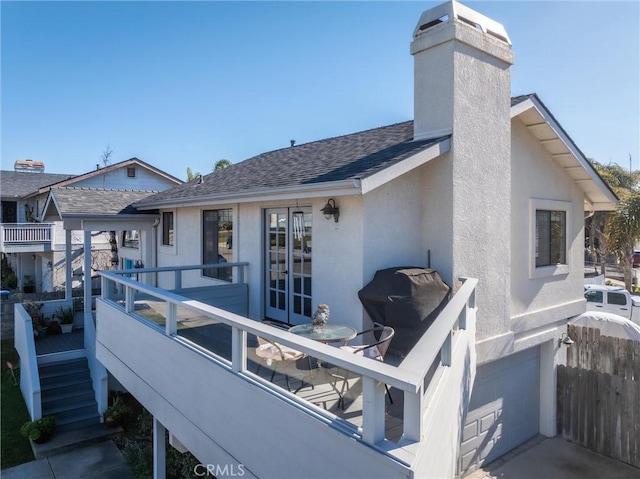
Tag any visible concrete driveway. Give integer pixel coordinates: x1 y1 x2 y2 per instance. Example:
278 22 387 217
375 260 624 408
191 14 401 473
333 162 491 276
465 435 639 479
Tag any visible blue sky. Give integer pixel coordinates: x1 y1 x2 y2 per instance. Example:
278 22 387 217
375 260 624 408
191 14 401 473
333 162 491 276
1 1 638 182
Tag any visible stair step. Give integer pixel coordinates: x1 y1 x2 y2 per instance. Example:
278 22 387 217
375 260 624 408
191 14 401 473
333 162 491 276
40 377 93 398
38 358 88 375
31 423 122 459
43 399 97 417
55 412 102 433
41 370 90 388
39 363 89 380
41 388 95 406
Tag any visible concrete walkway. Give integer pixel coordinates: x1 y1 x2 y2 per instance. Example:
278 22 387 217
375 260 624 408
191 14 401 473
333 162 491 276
466 436 639 479
2 441 134 479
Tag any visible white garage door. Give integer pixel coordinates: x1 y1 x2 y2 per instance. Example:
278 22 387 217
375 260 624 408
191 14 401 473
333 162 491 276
458 346 540 476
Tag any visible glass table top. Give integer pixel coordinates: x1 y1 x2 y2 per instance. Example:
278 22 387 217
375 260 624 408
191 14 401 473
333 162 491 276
289 323 357 343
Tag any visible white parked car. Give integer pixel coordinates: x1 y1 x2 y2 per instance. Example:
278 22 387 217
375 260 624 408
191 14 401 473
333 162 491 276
584 284 640 326
569 311 640 341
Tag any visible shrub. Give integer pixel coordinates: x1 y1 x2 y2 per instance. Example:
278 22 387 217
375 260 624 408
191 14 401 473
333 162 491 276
20 416 56 443
103 397 133 427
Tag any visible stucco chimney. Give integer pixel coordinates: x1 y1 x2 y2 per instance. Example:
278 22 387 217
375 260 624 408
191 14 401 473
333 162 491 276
412 1 514 338
411 0 513 141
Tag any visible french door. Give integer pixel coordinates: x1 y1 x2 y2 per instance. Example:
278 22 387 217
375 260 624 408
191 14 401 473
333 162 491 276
264 208 312 325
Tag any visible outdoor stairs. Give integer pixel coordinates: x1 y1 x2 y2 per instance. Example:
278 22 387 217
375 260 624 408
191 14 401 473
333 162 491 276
39 357 101 432
33 357 122 459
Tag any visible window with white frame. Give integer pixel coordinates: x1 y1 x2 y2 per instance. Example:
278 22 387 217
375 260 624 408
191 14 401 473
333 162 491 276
530 199 570 278
535 210 566 266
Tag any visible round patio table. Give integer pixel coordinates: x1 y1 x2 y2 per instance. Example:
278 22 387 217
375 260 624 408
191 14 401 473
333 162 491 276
289 323 357 344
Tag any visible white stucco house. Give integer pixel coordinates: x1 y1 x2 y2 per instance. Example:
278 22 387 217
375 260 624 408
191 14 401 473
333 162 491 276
1 158 182 293
39 1 618 478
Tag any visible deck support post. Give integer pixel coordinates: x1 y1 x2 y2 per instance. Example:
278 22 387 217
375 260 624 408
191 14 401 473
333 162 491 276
65 229 73 300
83 231 92 314
153 416 166 479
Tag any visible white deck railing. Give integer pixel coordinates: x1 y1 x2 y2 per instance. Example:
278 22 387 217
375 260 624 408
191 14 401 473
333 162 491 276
1 223 53 245
14 304 42 420
98 265 477 459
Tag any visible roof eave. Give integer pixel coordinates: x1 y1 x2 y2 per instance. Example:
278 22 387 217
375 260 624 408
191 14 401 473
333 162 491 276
134 179 363 210
136 136 451 210
359 137 451 194
511 96 618 211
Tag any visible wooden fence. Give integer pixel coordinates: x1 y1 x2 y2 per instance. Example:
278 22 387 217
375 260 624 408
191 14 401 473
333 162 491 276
557 325 639 468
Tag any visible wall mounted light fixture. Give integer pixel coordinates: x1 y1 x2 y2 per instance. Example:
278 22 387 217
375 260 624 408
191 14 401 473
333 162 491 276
559 332 574 347
320 198 340 223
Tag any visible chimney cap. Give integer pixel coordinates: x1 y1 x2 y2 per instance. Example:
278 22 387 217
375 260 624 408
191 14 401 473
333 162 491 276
414 0 511 46
14 159 45 173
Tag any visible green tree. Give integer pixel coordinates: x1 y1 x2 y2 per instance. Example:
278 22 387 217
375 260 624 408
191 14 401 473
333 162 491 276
591 160 640 193
587 160 639 280
606 192 640 290
186 167 200 182
213 159 232 171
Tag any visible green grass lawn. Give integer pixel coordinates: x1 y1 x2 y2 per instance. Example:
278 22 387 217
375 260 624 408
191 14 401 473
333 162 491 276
1 338 34 470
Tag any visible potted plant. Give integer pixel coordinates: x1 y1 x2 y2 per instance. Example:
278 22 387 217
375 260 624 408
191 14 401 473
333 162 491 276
24 300 43 322
35 316 50 338
20 416 56 443
103 397 131 428
56 306 75 334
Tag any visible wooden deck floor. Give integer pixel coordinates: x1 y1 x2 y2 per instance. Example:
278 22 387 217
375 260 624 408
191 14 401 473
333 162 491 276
35 329 84 355
245 342 405 443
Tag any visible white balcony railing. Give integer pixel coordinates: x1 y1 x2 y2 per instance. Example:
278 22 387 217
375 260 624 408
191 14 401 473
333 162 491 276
96 265 477 477
1 223 53 246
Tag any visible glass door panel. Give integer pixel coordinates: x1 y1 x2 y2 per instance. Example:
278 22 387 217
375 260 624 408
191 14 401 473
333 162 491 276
264 207 312 325
265 210 288 322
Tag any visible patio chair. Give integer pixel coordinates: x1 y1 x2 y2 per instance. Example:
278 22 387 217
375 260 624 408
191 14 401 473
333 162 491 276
255 320 314 392
333 323 395 409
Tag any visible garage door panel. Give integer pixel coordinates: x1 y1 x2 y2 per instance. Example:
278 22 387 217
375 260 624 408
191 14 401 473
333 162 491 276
459 347 540 477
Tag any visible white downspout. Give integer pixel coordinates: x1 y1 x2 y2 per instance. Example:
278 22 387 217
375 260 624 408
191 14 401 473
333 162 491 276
151 217 160 287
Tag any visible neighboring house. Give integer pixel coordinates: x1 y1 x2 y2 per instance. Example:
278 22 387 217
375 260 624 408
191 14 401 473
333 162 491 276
18 2 618 478
1 158 182 293
1 161 76 292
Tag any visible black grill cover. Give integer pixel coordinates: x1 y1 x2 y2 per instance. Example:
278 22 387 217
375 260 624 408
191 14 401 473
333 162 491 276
358 267 451 356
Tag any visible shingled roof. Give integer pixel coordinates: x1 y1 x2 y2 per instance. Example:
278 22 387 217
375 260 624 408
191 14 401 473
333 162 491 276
0 171 76 198
135 121 448 208
47 187 160 218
